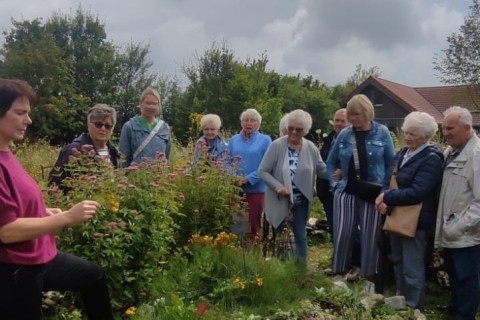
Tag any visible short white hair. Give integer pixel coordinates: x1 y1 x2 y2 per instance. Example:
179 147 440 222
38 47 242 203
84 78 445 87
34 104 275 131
200 114 222 130
285 109 312 135
444 106 473 129
402 111 438 139
240 108 262 126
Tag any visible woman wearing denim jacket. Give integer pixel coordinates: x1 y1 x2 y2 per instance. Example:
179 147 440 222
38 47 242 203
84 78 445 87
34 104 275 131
326 94 395 292
119 87 170 166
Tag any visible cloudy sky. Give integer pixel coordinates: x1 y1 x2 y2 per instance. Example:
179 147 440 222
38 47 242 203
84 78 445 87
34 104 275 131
0 0 472 87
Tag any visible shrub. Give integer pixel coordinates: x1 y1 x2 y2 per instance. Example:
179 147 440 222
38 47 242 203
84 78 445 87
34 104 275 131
44 148 181 311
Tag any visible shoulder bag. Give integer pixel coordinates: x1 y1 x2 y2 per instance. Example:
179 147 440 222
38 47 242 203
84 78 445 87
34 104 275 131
382 164 422 238
349 134 382 203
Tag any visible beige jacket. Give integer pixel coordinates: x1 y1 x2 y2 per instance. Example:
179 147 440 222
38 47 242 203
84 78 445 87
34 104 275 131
259 136 327 228
435 134 480 248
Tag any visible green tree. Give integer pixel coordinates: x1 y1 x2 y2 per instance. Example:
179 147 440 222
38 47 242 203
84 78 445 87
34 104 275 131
0 8 160 143
278 74 336 140
346 64 382 88
434 0 480 86
112 42 159 129
0 19 89 143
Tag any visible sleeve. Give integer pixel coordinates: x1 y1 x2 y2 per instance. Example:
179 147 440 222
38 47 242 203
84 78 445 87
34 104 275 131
48 144 75 187
119 122 132 166
383 152 443 206
326 133 342 190
0 168 18 227
315 146 327 179
258 142 282 191
246 135 272 186
383 127 396 176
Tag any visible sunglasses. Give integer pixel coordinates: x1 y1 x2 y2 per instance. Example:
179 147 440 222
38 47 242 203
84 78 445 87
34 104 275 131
92 122 114 130
287 126 304 133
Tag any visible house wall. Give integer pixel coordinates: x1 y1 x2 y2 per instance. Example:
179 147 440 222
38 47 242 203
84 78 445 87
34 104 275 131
360 87 410 133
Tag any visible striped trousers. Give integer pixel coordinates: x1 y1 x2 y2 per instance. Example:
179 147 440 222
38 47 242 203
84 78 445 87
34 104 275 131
332 189 382 277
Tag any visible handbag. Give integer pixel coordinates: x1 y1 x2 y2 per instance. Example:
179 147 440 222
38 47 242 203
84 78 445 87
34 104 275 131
348 134 382 203
382 164 422 238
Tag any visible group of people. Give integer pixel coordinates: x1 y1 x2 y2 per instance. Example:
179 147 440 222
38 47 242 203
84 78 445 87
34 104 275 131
0 75 479 319
49 87 171 190
320 95 479 319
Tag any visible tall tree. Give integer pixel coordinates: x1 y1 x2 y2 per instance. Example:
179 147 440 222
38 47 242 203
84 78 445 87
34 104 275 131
112 42 159 128
434 0 480 86
0 7 159 144
346 64 382 88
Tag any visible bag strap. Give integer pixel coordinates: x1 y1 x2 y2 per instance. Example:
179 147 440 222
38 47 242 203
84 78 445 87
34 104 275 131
389 164 399 189
133 119 164 160
350 134 361 180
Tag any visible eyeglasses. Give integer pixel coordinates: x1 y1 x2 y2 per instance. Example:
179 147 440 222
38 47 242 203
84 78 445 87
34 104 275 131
287 126 304 133
92 122 114 130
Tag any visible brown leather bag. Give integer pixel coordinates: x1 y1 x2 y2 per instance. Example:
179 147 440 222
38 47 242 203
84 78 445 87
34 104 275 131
382 164 422 238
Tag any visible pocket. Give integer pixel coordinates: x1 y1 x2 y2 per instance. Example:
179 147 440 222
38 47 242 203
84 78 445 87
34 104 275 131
368 140 386 157
443 213 465 241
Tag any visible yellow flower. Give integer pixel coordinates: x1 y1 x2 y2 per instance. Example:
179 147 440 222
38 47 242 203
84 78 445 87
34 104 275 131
255 276 264 287
125 306 137 316
233 276 245 290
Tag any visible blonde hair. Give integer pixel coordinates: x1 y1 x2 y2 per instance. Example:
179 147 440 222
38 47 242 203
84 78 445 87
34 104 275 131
140 87 161 106
346 94 375 122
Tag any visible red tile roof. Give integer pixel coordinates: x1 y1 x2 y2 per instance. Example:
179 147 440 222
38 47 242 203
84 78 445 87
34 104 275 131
351 76 480 126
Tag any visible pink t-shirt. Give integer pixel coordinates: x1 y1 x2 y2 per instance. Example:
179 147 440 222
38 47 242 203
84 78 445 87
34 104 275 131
0 150 57 265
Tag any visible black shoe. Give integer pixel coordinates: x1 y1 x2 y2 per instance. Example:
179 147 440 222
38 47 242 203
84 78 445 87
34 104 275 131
435 304 454 314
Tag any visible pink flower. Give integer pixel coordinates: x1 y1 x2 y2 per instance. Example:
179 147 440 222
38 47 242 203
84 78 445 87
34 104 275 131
177 192 185 202
81 144 94 153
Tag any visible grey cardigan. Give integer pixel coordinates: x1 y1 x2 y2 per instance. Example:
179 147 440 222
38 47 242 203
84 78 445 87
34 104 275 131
259 136 327 228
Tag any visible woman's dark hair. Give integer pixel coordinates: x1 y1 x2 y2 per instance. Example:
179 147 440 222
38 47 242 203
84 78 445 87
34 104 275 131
0 79 37 118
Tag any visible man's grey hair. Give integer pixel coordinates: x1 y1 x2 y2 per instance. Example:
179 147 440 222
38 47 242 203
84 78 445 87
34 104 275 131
444 106 473 131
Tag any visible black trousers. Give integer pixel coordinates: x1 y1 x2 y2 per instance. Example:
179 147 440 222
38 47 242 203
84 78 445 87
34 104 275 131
0 251 113 320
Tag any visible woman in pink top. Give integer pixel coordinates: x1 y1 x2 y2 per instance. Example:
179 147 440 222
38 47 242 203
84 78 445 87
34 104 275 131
0 79 113 320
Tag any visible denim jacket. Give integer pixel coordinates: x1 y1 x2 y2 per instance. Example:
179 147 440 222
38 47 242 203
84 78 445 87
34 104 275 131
326 121 395 192
119 115 171 166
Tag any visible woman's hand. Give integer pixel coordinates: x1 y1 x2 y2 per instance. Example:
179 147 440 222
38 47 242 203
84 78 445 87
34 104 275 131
275 185 290 196
375 193 388 214
65 200 100 224
332 169 342 181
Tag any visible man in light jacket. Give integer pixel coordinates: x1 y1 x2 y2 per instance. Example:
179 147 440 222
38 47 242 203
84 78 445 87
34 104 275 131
435 106 480 320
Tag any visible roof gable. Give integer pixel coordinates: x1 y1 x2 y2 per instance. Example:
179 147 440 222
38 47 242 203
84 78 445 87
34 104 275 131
344 76 480 125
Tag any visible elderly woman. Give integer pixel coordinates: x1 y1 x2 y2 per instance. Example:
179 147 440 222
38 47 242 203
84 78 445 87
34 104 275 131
0 79 113 319
49 104 121 189
375 112 443 310
228 108 272 239
119 87 171 166
192 113 228 165
326 94 395 291
259 109 326 263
